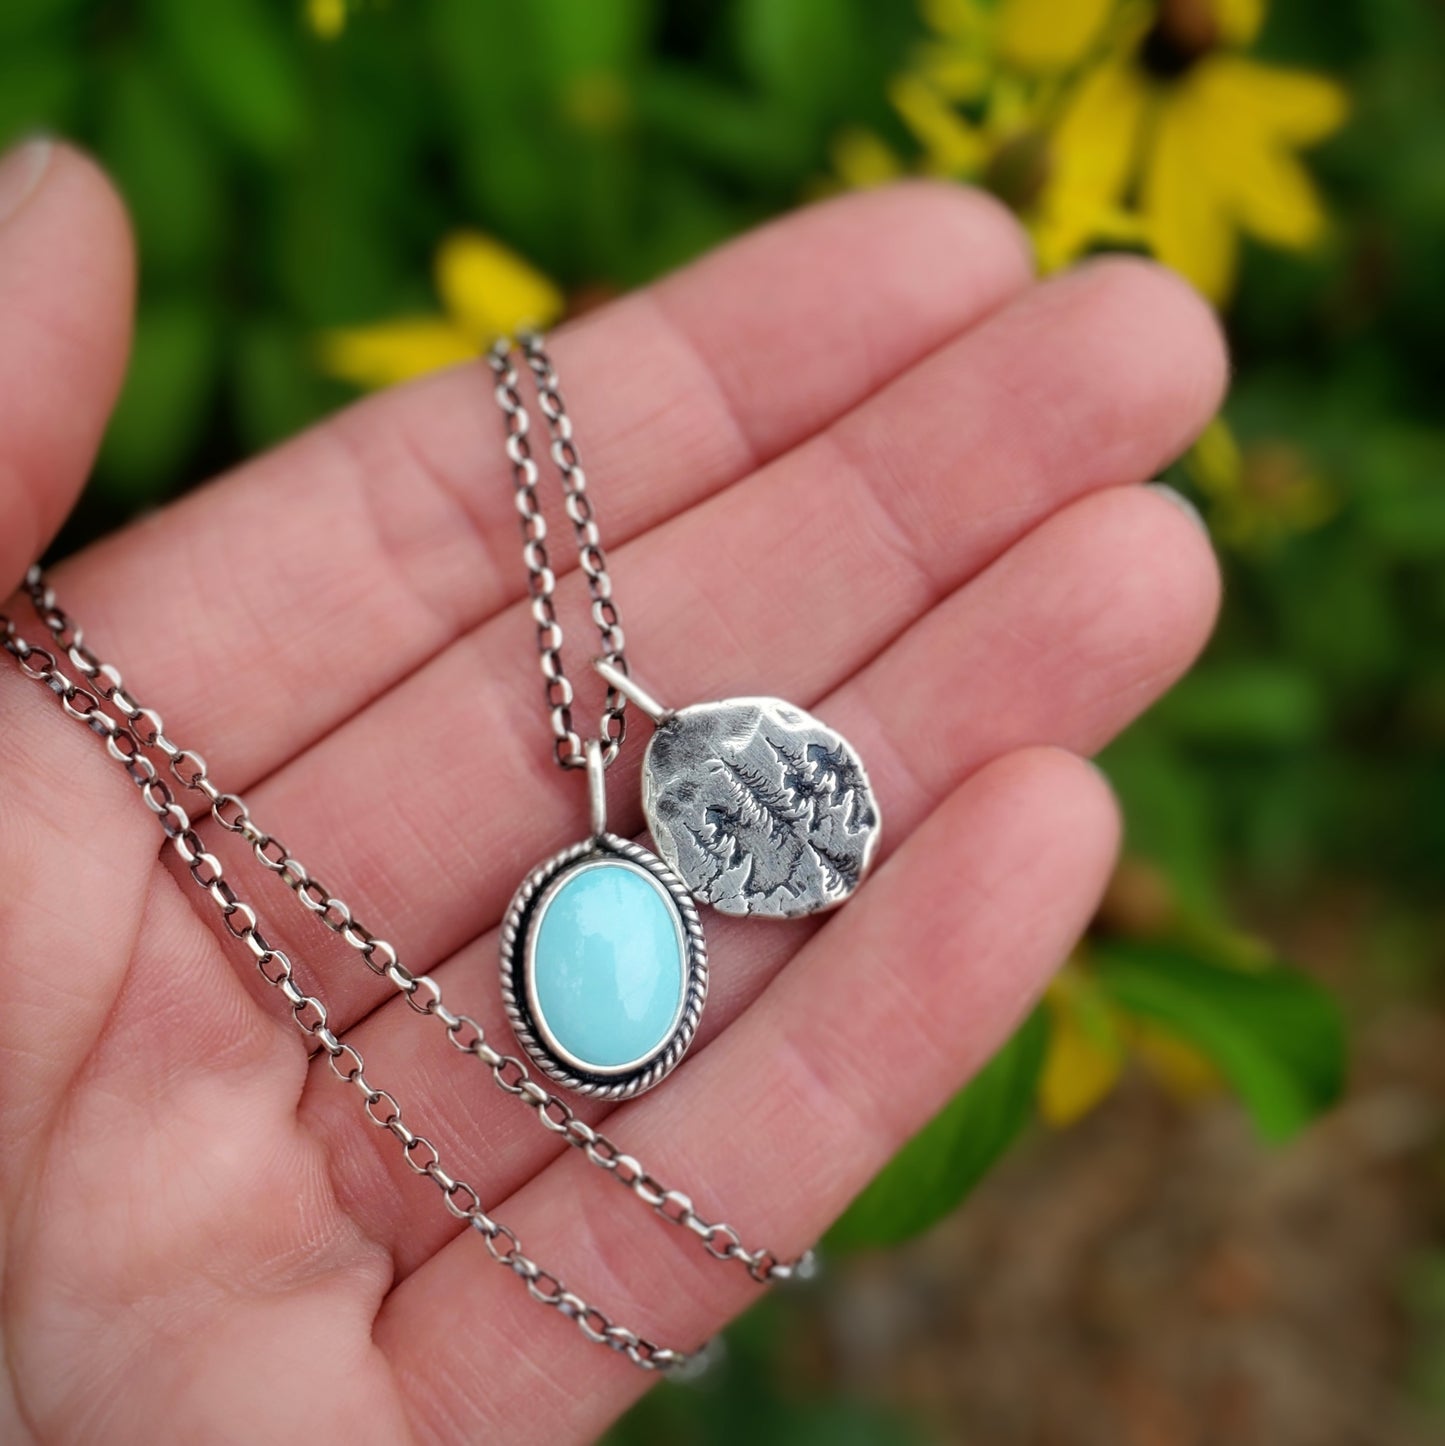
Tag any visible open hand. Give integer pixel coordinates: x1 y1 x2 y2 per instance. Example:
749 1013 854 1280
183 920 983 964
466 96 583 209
0 142 1225 1443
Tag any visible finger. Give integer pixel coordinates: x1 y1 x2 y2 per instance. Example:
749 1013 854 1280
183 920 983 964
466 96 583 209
45 183 1032 783
0 142 145 1158
298 483 1216 1273
375 748 1121 1440
0 140 133 588
192 257 1224 1038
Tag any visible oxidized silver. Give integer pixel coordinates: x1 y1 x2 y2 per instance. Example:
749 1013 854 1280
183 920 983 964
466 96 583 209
21 314 834 1374
487 333 630 770
8 566 813 1380
499 833 708 1100
593 661 882 920
645 698 881 918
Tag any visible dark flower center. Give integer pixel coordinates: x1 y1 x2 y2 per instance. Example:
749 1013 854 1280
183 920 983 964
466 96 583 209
1140 0 1221 79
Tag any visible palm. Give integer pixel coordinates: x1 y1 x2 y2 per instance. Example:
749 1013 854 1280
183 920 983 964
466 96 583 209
0 147 1224 1444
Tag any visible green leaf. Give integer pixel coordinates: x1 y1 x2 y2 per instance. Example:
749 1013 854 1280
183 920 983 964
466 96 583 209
425 0 603 268
1357 437 1445 557
0 45 81 142
826 1010 1047 1250
607 1297 929 1445
99 56 224 279
635 68 813 183
233 317 328 451
531 0 651 76
1095 941 1346 1142
99 300 219 500
620 163 750 282
736 0 864 118
1153 661 1326 745
1099 723 1221 919
0 0 86 44
152 0 303 161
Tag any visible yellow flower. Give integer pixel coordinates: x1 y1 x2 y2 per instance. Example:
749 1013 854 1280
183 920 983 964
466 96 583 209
866 0 1347 302
1140 63 1346 298
1031 55 1152 270
1042 0 1348 298
1038 966 1126 1126
318 231 564 390
996 0 1116 74
829 129 907 190
888 73 990 175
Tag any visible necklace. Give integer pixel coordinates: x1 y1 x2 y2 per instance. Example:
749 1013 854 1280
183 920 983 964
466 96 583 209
0 329 864 1369
2 565 807 1373
488 334 882 1101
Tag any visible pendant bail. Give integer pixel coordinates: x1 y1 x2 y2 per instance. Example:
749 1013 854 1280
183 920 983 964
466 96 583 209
593 657 672 723
585 737 608 839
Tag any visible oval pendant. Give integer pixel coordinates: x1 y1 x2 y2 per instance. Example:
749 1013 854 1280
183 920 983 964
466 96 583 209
500 834 708 1099
642 697 881 920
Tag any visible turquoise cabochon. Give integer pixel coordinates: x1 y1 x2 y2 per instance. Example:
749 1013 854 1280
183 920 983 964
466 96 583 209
527 858 688 1074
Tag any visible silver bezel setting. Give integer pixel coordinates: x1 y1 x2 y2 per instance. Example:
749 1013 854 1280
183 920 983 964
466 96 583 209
499 833 708 1100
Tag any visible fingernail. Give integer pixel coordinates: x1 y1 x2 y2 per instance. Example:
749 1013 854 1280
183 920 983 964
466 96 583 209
0 136 54 225
1145 480 1209 536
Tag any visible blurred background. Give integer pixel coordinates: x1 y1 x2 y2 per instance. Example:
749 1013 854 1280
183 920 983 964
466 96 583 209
3 0 1442 1440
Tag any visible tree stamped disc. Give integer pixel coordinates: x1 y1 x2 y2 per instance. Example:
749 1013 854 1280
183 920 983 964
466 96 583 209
640 696 881 919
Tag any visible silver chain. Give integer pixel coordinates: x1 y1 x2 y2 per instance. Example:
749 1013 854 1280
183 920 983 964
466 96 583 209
487 332 629 771
2 565 814 1374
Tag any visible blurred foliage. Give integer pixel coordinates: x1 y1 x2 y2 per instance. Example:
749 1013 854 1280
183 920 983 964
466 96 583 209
616 1294 928 1445
2 0 1442 1432
830 1010 1049 1249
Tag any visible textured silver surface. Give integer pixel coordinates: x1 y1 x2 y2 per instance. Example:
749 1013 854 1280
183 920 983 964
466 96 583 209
642 697 881 918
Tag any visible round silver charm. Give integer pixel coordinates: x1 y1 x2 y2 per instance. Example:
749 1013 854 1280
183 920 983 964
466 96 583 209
641 697 881 919
499 833 708 1099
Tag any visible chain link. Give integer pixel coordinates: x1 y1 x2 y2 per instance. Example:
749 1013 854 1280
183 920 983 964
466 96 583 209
0 597 693 1373
3 566 816 1370
18 565 806 1287
487 332 628 771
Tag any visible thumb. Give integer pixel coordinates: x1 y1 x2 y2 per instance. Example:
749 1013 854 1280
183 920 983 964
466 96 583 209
0 139 134 591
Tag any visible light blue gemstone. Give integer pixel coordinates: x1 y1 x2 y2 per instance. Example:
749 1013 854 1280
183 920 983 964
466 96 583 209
529 859 686 1072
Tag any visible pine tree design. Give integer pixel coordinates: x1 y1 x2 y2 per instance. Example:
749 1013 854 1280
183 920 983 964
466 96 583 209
643 697 881 918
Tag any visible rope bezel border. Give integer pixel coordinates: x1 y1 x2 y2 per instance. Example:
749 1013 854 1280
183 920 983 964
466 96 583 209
499 833 709 1100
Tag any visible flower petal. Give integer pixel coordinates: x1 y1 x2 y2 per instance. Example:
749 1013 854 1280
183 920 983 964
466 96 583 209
1228 143 1330 249
1030 60 1148 270
831 128 906 189
434 231 565 343
889 73 989 175
1185 415 1244 501
997 0 1115 73
315 318 476 390
917 41 994 102
1143 88 1238 302
1210 0 1266 46
920 0 990 41
1052 59 1149 209
1186 59 1343 252
1200 57 1349 146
